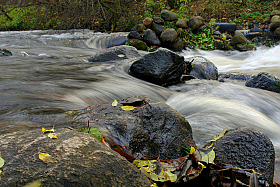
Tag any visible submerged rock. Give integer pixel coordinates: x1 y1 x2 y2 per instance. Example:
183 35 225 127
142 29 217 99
245 72 280 93
0 128 152 187
207 127 275 186
129 48 185 86
0 48 12 56
88 45 141 62
71 96 196 160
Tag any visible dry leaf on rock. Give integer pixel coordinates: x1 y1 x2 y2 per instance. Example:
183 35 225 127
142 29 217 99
38 153 57 163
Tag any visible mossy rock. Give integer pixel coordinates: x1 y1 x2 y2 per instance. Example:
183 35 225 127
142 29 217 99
126 39 148 51
231 35 247 46
131 24 146 33
214 40 233 50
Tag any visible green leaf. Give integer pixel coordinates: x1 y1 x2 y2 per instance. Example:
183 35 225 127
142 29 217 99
76 127 102 142
201 149 215 164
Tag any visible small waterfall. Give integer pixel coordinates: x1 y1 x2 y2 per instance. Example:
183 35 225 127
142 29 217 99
86 32 128 49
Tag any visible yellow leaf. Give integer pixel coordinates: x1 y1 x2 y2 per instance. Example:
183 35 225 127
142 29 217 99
117 54 125 57
42 126 54 133
39 153 57 163
150 183 158 187
121 106 137 111
23 180 42 187
201 148 215 164
0 155 4 168
209 129 227 142
48 133 57 139
190 146 195 154
112 99 118 107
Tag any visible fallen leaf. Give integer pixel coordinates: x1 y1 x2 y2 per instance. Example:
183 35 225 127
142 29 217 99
117 54 125 57
0 155 4 168
42 126 54 133
112 99 118 107
209 129 227 143
23 180 42 187
38 153 57 163
48 133 57 139
76 127 102 142
201 148 215 164
64 110 76 115
121 106 137 111
190 146 195 154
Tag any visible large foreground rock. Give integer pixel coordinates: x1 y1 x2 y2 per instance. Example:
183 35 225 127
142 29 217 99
0 128 152 187
71 96 196 160
88 45 141 62
129 48 185 86
210 127 275 186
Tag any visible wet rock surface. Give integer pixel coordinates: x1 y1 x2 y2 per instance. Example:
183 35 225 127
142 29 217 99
129 48 185 86
88 45 141 62
70 96 196 160
245 72 280 93
0 128 152 187
209 127 275 186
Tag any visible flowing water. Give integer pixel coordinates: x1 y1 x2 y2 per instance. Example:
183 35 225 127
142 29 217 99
0 30 280 182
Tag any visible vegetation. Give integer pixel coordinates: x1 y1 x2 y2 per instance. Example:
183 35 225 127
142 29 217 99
0 0 278 32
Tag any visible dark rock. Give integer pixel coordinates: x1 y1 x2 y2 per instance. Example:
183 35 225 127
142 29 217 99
171 38 185 51
210 127 275 186
231 35 247 46
235 44 249 51
131 24 146 33
88 45 141 62
271 9 280 17
187 56 218 80
129 48 185 86
271 15 280 23
160 10 179 22
187 16 204 31
274 27 280 40
151 22 165 36
245 32 262 39
263 31 274 40
72 96 196 160
0 128 152 187
143 17 153 28
250 28 262 32
218 72 252 82
160 28 178 43
213 40 233 50
270 21 280 32
177 28 186 38
142 29 161 46
128 31 142 40
126 39 148 51
214 23 237 34
153 16 164 25
245 72 280 93
0 48 12 56
176 19 188 29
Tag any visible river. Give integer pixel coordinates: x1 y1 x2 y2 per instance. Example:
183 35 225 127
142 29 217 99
0 30 279 182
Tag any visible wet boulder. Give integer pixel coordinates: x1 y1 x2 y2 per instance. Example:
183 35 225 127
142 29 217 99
71 96 196 160
128 31 142 40
187 16 204 31
0 128 152 187
208 127 275 186
142 29 161 46
143 17 153 28
126 39 148 51
151 22 165 36
160 28 178 43
0 48 12 56
160 10 179 22
245 72 280 93
270 21 280 32
187 56 218 80
88 45 141 62
129 48 185 86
